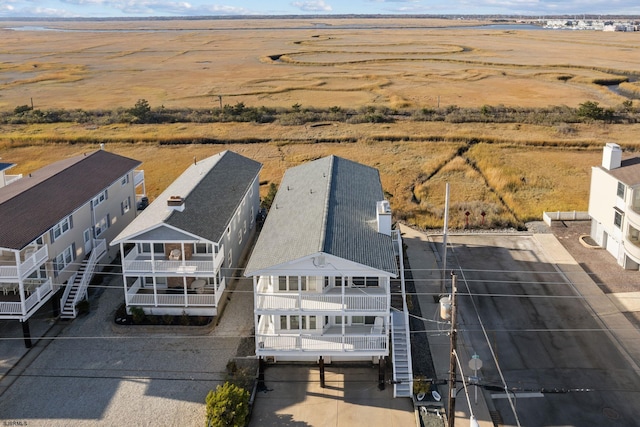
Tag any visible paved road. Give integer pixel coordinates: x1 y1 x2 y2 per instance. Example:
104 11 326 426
0 274 255 426
440 234 640 426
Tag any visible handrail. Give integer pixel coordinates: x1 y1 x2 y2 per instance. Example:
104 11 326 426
393 228 413 397
60 271 78 314
61 239 107 317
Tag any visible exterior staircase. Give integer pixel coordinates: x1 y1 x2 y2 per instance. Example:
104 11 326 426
391 309 412 397
390 229 413 398
60 239 106 319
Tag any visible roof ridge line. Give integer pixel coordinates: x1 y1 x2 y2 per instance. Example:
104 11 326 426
318 155 335 253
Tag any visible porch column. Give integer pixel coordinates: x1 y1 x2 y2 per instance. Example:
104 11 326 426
319 356 325 388
378 357 386 390
183 276 188 307
22 320 32 348
341 277 346 351
51 294 60 317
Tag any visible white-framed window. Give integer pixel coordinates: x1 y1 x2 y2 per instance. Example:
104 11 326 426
279 315 317 330
121 197 131 215
228 249 233 268
243 220 247 234
92 190 108 208
138 243 151 253
52 215 73 241
614 209 623 229
351 277 379 287
238 229 243 245
53 244 75 276
95 214 110 237
278 276 309 291
617 182 625 199
121 175 129 186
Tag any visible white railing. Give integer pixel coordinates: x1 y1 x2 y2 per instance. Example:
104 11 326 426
133 170 145 187
256 333 388 353
256 293 387 312
391 228 413 397
543 211 590 226
0 279 52 316
4 174 23 186
127 292 216 307
60 239 106 317
0 246 48 280
122 249 221 275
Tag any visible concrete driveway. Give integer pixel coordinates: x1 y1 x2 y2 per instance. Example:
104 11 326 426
250 365 415 427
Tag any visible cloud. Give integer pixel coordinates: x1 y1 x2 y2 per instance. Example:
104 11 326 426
56 0 251 15
291 0 332 12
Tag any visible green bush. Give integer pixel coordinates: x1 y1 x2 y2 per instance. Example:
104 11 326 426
130 306 146 324
205 382 250 427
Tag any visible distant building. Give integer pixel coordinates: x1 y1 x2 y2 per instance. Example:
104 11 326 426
589 143 640 269
0 148 144 346
111 151 261 317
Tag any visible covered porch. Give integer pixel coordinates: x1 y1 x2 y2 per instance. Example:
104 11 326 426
0 279 54 320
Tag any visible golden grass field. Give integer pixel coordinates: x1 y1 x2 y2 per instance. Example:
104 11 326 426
1 18 639 229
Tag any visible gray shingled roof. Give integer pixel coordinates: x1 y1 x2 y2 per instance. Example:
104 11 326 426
0 150 141 250
111 151 262 245
245 155 397 276
602 157 640 186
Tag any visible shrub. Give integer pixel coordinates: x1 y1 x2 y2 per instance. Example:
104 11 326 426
130 306 146 324
205 382 250 427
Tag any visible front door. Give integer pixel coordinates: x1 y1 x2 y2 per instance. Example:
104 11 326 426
84 228 92 254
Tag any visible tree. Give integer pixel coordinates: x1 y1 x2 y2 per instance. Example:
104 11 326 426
205 382 250 427
127 99 151 122
577 101 605 120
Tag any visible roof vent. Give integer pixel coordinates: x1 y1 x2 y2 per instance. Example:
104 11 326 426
167 195 185 212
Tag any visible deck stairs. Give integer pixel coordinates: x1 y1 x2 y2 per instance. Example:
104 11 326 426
60 239 106 319
391 309 412 397
390 229 413 398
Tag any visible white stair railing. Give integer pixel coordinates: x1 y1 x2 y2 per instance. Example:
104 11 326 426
60 239 107 318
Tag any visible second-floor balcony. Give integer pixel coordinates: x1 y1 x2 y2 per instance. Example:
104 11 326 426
256 287 387 313
0 246 48 281
122 246 224 275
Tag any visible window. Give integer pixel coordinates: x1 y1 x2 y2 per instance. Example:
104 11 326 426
121 197 131 214
614 210 623 228
153 243 164 253
195 243 210 254
351 316 376 325
617 182 625 199
52 216 73 241
121 175 129 186
138 243 151 253
92 190 108 208
53 244 75 276
277 276 309 291
279 315 317 331
95 214 110 237
238 229 243 245
228 249 232 268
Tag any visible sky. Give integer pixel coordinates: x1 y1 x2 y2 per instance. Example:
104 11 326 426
0 0 639 19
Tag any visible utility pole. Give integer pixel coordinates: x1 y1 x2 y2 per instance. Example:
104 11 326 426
447 272 458 427
441 183 450 296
